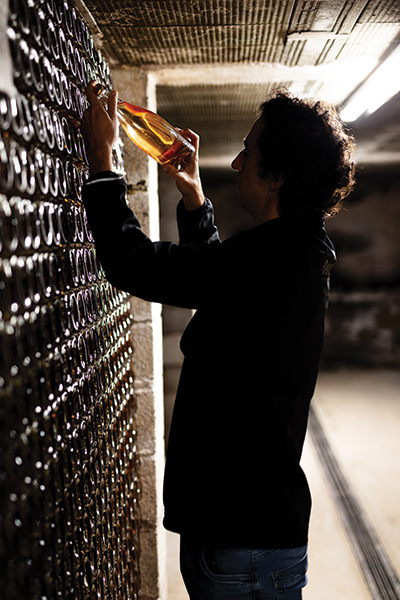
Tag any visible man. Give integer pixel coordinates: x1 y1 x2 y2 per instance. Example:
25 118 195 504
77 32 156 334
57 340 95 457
80 84 355 599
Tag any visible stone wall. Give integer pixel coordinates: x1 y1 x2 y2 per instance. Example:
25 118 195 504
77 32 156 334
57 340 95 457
323 168 400 368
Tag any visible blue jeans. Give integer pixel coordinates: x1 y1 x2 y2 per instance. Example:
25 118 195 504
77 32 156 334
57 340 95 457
180 536 308 600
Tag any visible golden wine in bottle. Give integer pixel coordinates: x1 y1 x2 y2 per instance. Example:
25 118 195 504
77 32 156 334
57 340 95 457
96 86 195 172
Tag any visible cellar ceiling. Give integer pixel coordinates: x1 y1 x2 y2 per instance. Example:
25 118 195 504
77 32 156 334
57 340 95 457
78 0 400 168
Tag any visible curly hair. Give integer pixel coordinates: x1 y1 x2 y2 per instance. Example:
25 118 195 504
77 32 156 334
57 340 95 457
258 88 356 219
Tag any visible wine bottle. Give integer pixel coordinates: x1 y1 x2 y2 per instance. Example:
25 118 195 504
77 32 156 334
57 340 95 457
95 85 195 172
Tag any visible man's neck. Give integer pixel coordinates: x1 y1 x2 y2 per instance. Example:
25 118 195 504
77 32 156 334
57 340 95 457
253 194 280 225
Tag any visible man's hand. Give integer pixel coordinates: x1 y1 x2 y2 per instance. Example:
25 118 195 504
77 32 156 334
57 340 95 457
80 82 119 175
162 129 205 211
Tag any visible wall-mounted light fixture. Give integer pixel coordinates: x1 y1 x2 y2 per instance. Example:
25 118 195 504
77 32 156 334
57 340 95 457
340 44 400 122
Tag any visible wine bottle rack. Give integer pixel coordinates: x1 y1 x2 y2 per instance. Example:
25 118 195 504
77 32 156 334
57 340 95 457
0 1 140 598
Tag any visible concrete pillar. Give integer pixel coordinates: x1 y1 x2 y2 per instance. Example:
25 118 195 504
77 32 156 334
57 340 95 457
111 68 167 600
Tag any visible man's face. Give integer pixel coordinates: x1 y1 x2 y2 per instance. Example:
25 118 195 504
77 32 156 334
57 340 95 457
231 117 271 220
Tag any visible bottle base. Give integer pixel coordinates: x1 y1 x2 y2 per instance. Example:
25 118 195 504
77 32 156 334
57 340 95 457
158 141 195 172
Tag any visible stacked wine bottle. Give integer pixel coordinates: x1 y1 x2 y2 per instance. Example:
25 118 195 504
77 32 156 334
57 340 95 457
0 1 141 598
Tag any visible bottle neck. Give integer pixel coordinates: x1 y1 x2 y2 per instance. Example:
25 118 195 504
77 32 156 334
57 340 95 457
95 84 155 118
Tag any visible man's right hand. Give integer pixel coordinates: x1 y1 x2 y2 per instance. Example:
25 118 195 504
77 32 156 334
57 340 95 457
162 129 205 211
80 82 120 175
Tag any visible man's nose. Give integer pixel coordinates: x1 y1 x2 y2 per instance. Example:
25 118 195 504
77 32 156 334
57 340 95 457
231 150 244 171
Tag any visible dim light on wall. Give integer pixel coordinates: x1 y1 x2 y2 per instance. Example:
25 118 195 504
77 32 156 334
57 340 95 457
340 44 400 122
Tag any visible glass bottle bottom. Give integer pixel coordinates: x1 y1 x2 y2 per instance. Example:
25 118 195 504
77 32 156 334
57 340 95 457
158 139 194 172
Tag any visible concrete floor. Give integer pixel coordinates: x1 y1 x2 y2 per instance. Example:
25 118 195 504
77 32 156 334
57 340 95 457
166 369 400 599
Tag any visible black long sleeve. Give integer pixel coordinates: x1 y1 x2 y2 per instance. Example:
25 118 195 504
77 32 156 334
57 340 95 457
82 175 305 311
82 175 222 307
82 173 337 549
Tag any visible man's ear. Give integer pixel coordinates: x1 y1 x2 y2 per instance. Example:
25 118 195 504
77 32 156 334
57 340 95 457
270 174 284 192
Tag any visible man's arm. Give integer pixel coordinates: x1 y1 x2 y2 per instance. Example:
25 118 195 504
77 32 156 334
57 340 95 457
81 176 219 308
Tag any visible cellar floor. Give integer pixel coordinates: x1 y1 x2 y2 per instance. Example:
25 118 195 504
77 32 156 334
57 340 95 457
166 369 400 600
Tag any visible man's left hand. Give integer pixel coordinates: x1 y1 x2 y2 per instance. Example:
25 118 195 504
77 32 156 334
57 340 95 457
80 82 119 175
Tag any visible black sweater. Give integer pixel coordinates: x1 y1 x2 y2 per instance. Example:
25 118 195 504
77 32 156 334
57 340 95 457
82 173 336 549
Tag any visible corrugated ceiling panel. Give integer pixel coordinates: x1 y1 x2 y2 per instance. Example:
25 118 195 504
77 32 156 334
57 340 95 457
84 0 295 65
102 25 281 64
84 0 399 68
288 0 323 32
334 0 369 33
358 0 400 23
339 22 400 60
86 0 288 28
